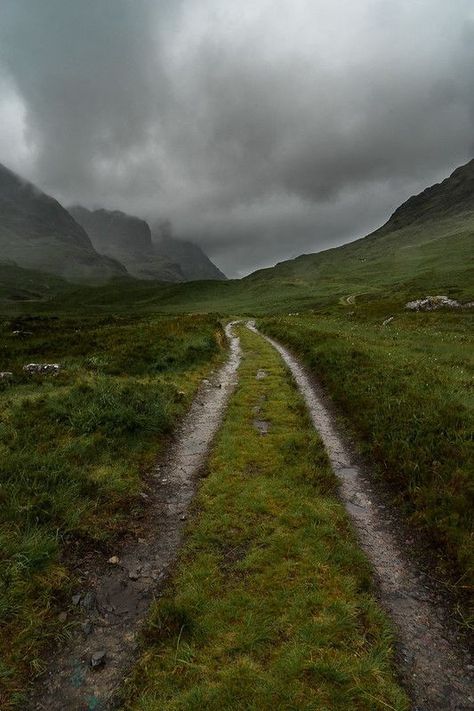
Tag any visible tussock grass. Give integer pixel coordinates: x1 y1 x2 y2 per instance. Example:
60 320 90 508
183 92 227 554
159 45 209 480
0 313 224 707
122 327 408 710
260 309 474 606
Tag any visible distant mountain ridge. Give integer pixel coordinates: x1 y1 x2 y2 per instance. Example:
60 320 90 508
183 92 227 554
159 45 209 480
1 158 471 306
0 163 127 282
71 206 226 282
69 206 185 282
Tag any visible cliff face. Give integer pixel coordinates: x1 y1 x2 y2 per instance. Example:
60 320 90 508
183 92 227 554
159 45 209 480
154 235 227 281
70 206 185 282
69 207 153 257
72 207 226 282
0 163 127 282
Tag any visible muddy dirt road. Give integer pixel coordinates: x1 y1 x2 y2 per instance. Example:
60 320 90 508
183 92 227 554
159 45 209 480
248 321 473 711
29 324 241 711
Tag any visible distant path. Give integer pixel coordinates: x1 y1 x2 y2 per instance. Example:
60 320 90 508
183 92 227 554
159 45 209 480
248 321 473 711
339 292 365 305
28 324 241 711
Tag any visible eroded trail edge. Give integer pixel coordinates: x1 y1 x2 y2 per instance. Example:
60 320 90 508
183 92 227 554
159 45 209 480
29 323 241 711
248 321 473 711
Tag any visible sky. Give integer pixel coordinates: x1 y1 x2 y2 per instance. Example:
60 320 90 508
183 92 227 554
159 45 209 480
0 1 473 277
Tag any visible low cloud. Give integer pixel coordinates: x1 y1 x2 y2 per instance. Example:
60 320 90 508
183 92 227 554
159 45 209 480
1 0 473 275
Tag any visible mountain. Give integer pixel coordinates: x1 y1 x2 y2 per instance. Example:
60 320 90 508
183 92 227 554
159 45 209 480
0 163 127 282
244 158 474 306
70 207 226 282
2 159 471 313
153 232 226 282
387 158 474 229
69 206 184 282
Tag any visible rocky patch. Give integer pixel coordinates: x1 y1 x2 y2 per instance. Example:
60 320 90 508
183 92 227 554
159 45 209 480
405 295 473 311
23 363 62 375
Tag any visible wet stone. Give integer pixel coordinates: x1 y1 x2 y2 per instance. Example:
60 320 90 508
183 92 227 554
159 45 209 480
81 591 97 611
253 419 270 435
90 650 106 669
81 621 93 636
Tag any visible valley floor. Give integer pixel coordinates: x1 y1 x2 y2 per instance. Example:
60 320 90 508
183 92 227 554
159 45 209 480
1 311 472 709
121 324 409 711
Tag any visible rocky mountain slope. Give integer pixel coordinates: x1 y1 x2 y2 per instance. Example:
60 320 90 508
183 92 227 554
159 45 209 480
0 163 127 282
387 158 474 230
70 207 226 282
69 207 184 281
153 230 226 282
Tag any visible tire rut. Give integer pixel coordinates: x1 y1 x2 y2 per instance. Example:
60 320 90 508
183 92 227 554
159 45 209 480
248 321 473 711
28 323 241 711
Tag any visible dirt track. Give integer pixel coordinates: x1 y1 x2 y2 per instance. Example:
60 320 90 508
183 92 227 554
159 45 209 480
249 321 473 711
28 321 473 710
28 324 241 711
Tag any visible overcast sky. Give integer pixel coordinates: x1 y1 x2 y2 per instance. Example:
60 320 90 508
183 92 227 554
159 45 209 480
0 1 473 276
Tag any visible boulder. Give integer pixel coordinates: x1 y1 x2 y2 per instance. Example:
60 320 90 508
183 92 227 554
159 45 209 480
405 295 462 311
23 363 62 375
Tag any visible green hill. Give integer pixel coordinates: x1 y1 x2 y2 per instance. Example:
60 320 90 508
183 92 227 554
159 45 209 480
246 159 474 306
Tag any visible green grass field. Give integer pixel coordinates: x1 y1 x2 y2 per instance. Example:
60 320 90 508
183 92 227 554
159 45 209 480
0 313 224 707
260 307 474 609
121 326 408 711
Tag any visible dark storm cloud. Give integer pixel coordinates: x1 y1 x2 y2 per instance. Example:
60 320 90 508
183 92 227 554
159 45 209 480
0 0 473 276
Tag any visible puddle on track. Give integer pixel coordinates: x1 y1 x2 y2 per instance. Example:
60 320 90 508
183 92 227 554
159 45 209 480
28 324 241 711
248 321 473 711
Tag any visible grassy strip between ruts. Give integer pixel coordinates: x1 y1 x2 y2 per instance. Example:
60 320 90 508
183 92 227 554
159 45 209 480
121 325 408 711
259 311 474 613
0 313 224 708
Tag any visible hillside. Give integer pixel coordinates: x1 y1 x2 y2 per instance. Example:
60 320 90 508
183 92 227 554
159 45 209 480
69 207 185 282
0 263 72 302
387 158 474 229
0 163 127 282
245 158 474 304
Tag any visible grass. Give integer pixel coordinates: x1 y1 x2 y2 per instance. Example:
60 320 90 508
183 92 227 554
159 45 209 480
0 312 225 708
0 263 72 303
121 326 409 711
260 307 474 609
